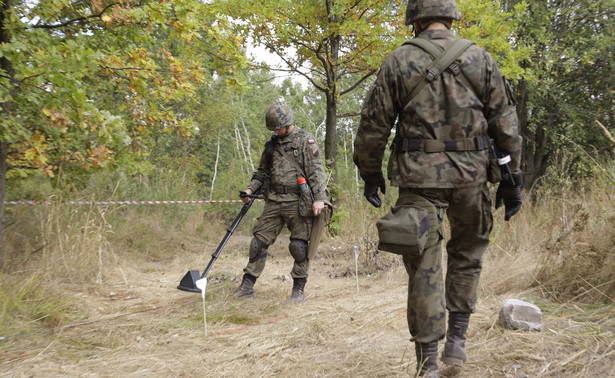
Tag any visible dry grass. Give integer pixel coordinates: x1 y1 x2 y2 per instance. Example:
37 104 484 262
1 178 615 377
1 236 614 377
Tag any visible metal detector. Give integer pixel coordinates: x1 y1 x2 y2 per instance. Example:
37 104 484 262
177 191 264 293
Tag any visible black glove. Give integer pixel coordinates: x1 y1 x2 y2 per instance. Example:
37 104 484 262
362 172 386 208
495 173 523 221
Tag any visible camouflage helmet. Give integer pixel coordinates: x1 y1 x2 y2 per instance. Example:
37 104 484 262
265 102 295 131
405 0 462 25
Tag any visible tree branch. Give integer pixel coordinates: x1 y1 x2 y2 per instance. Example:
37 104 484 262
336 40 377 71
6 164 37 171
31 2 120 29
337 111 361 118
262 42 327 92
340 68 376 96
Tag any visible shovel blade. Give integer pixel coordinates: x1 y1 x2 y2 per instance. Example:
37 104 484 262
177 270 202 293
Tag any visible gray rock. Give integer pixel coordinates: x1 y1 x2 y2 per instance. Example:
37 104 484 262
499 299 543 331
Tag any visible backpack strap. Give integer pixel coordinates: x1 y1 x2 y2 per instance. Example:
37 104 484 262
276 144 308 179
404 38 442 58
400 38 475 109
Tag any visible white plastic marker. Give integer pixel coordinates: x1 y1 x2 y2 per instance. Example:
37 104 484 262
195 278 208 336
353 246 360 294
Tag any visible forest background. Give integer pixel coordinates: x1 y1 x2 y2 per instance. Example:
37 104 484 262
1 0 614 376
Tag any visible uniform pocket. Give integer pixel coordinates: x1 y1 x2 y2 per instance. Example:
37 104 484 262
376 204 430 257
298 189 314 217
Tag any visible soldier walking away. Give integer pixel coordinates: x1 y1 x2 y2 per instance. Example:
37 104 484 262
234 102 328 303
353 0 523 376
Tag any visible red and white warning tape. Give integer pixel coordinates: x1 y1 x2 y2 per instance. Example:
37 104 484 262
4 200 257 205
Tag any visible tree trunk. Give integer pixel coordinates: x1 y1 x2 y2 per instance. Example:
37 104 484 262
517 78 550 191
0 0 13 270
516 78 532 189
240 116 255 172
210 140 220 201
324 90 338 185
323 0 339 186
234 122 248 174
0 142 6 270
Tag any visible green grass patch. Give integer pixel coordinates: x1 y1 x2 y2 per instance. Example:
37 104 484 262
0 273 75 335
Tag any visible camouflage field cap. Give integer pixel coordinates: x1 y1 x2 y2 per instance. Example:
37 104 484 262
405 0 462 25
265 102 295 131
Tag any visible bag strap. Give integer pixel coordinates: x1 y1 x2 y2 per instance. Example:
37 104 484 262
276 144 308 180
404 38 442 57
400 38 475 109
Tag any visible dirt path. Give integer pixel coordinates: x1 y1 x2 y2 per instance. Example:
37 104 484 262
2 236 614 377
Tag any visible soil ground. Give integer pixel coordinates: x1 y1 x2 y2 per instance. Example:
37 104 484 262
1 233 614 377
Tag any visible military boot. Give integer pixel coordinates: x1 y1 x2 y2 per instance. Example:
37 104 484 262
288 277 306 303
233 274 256 299
441 312 470 366
415 341 439 377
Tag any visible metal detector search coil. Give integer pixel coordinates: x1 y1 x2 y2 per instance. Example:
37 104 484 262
177 191 264 293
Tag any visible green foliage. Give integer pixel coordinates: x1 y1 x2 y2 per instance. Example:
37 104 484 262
500 0 615 186
5 173 58 201
228 0 408 79
1 0 245 179
457 0 530 79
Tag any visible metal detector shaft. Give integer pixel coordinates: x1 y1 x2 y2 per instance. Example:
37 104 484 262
199 196 257 279
177 192 264 293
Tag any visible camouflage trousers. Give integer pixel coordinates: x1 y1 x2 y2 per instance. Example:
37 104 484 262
243 199 312 279
399 184 492 343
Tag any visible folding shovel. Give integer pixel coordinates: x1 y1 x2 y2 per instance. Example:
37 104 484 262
177 192 264 293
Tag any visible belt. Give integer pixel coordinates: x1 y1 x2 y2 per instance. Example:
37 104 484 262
397 136 488 153
271 184 300 194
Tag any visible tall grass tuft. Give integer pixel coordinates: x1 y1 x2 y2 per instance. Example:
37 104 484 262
532 174 615 304
36 202 119 284
1 167 242 334
331 186 402 274
486 156 615 304
0 272 75 336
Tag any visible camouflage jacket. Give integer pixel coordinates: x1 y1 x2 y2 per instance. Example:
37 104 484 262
248 126 328 202
353 29 522 188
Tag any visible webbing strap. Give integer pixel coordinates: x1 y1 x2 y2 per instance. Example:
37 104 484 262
271 184 300 194
276 144 308 179
401 38 475 109
398 136 488 153
404 38 442 58
394 38 481 156
425 39 474 81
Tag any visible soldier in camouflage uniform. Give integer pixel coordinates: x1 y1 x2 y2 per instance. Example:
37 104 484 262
234 102 327 303
353 0 523 376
